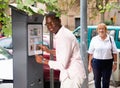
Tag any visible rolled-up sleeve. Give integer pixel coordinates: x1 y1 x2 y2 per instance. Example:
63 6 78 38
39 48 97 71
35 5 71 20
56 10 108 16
88 38 95 54
48 60 62 70
111 37 118 54
48 60 68 81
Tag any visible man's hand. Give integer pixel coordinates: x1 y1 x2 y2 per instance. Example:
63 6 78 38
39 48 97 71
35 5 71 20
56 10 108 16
35 54 43 64
39 45 49 53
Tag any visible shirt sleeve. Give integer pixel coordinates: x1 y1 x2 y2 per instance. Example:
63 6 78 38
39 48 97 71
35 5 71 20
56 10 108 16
110 36 118 54
48 35 74 81
88 38 95 54
48 59 69 82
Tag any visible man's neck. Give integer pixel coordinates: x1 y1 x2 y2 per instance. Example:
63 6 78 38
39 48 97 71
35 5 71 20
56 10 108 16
55 25 62 34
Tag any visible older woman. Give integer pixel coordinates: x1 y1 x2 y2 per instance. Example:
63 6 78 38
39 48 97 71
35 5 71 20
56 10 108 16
88 23 118 88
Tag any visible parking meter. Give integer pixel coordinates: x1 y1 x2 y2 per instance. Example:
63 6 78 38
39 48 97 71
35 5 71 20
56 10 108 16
10 5 44 88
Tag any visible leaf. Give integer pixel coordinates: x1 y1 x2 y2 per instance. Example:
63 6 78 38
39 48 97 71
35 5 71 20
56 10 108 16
25 0 35 6
100 10 105 13
98 5 103 9
38 9 44 15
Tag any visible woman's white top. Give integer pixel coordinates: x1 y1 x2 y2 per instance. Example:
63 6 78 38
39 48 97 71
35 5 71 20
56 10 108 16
88 35 118 60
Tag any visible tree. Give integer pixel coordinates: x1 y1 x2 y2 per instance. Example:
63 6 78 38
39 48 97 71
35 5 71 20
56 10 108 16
0 0 79 37
88 0 120 23
0 0 12 37
96 0 109 22
15 0 78 16
57 0 79 14
15 0 61 16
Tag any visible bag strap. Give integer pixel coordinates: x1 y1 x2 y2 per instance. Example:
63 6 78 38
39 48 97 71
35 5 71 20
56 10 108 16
109 37 117 87
109 36 112 43
109 36 113 52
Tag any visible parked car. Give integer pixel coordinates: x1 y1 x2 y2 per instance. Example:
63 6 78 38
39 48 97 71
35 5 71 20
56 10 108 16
0 37 12 54
0 46 13 81
0 35 60 86
73 26 120 49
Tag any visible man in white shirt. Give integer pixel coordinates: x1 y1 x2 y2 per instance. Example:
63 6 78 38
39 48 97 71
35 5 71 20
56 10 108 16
35 12 86 88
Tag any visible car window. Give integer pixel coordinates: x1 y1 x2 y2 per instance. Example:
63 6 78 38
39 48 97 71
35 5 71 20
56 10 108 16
91 29 116 38
91 29 97 38
74 29 80 38
118 31 120 41
108 30 115 38
0 37 12 49
0 47 12 60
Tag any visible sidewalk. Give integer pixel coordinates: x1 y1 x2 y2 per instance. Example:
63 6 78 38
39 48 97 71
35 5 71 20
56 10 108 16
88 72 120 88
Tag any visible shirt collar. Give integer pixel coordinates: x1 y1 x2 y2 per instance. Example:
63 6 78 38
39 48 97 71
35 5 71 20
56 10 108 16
55 26 64 38
98 34 110 41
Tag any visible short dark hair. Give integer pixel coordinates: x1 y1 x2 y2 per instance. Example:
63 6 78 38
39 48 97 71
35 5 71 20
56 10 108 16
45 12 60 22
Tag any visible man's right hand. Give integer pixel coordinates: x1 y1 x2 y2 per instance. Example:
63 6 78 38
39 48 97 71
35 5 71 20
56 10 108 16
35 54 43 64
39 45 49 53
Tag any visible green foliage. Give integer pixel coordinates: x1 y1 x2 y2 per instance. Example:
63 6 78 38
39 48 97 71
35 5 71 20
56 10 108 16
0 0 12 37
0 0 62 37
16 0 61 17
0 0 77 37
98 3 113 13
104 20 114 25
88 0 120 23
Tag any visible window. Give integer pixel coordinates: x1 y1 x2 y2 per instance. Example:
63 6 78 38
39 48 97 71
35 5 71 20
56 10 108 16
118 31 120 41
74 29 80 38
108 30 115 38
91 29 97 38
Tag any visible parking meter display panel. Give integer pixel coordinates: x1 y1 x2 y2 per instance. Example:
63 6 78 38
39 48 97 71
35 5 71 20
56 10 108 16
28 24 43 56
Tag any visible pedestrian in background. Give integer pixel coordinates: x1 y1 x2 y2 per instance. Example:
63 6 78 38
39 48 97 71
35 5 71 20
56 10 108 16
88 23 118 88
35 12 86 88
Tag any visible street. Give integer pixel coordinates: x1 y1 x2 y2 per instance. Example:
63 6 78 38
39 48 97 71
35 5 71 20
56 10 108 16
0 72 119 88
89 72 120 88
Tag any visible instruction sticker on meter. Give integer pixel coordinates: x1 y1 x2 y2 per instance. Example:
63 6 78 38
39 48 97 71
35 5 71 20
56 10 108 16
28 24 43 56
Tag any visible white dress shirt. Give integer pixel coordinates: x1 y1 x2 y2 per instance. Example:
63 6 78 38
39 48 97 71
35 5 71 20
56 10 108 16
88 35 118 60
48 26 86 82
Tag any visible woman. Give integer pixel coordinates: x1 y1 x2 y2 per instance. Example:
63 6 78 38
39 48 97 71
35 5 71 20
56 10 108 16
88 23 117 88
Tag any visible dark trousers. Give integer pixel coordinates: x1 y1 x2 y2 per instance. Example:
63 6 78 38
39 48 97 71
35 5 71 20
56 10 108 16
92 58 113 88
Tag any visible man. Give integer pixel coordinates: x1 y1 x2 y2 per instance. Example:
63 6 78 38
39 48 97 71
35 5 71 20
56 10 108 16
35 12 86 88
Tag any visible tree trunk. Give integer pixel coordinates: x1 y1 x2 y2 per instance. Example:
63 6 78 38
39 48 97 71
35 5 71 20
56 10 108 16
101 13 104 23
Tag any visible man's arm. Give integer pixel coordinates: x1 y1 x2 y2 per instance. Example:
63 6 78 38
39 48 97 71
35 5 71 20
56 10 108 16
39 45 56 56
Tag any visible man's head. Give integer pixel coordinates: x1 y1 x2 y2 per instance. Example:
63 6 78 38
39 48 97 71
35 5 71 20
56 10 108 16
45 12 62 34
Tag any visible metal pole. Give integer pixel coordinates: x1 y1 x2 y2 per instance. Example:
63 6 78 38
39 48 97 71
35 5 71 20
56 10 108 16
50 32 54 88
80 0 88 88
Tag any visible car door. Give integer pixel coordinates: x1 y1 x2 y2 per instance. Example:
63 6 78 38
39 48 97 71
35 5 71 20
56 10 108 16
0 46 13 80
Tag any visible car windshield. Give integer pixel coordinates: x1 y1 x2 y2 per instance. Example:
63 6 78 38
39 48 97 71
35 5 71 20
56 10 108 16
0 37 12 49
108 30 115 38
0 47 12 60
119 31 120 41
